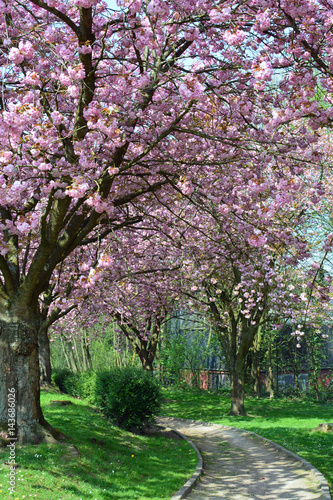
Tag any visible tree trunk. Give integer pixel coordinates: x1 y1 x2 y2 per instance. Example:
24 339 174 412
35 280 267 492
230 356 246 416
39 325 52 384
138 348 154 372
251 349 261 398
293 340 300 396
267 342 275 399
60 337 79 372
82 330 92 371
0 319 66 443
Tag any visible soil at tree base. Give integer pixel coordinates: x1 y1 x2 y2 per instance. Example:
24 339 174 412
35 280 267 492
158 417 323 500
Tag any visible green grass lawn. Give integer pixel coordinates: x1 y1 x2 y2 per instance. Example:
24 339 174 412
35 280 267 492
0 390 197 500
161 389 333 493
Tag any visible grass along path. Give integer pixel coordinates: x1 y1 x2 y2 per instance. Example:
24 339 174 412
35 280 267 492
161 389 333 494
0 390 197 500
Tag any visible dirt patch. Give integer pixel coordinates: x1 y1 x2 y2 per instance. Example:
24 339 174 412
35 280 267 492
49 400 74 406
142 423 182 440
313 423 333 432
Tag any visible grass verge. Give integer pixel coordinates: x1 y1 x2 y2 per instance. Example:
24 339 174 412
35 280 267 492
0 390 197 500
161 389 333 493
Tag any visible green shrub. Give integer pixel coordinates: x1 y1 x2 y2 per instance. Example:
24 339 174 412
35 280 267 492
77 370 97 402
52 370 97 402
51 369 73 393
95 367 161 430
52 367 161 430
62 372 81 397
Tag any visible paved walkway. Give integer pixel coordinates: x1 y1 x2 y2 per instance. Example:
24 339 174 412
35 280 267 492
157 417 330 500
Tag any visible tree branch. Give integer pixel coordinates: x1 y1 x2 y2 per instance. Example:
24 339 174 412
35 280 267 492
28 0 79 35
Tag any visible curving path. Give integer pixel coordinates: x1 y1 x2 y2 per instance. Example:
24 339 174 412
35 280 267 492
157 417 331 500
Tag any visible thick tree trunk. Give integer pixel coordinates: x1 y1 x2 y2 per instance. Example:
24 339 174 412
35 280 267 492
230 356 246 416
0 319 66 443
39 325 52 384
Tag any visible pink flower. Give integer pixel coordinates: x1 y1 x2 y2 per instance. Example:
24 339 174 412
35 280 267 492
223 29 246 46
256 10 271 31
18 41 34 60
147 0 170 19
23 71 41 87
51 111 64 125
252 60 273 81
247 235 267 247
218 204 229 215
68 64 85 81
44 27 58 43
108 167 119 175
78 45 92 54
209 7 231 23
72 0 98 7
179 76 204 101
8 48 24 64
59 73 71 86
38 162 52 171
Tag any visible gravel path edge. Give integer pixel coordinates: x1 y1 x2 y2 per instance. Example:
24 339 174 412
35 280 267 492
169 428 204 500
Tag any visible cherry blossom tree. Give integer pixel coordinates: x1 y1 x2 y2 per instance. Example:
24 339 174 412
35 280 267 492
150 136 333 414
1 0 333 442
51 221 182 371
0 0 247 441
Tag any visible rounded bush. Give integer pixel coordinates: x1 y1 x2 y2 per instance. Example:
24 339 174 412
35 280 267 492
52 369 96 401
51 369 73 393
95 367 161 430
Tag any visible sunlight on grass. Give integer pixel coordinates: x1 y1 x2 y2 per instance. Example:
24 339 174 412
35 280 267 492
0 390 197 500
161 388 333 493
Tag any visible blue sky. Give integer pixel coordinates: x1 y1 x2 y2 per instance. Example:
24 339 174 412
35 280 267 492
105 0 119 9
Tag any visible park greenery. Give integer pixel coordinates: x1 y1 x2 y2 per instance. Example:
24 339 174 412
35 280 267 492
1 5 333 500
0 389 198 499
161 389 333 494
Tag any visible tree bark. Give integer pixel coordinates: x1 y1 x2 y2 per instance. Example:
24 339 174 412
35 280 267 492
39 325 52 384
0 319 65 443
229 355 246 415
139 352 154 372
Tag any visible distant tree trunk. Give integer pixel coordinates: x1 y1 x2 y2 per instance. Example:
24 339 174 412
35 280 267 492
81 330 92 371
252 328 262 398
39 325 52 384
138 350 154 372
292 339 300 395
251 348 261 398
61 337 79 372
137 327 159 372
275 336 280 398
267 341 275 399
